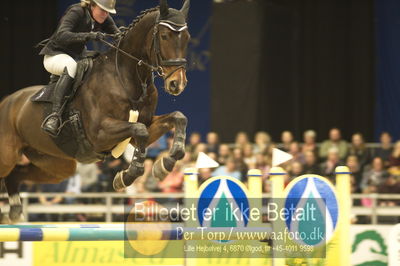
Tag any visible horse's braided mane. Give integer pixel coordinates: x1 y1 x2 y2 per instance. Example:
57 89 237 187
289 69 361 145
119 7 159 37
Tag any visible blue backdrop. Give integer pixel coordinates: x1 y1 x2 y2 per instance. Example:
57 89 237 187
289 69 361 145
375 0 400 141
58 0 211 139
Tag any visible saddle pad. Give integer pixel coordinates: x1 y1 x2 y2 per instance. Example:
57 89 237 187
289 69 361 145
30 58 93 103
28 58 105 163
31 85 54 103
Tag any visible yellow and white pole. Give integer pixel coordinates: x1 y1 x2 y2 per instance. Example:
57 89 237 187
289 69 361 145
333 166 351 266
269 167 286 266
248 169 263 198
325 166 351 266
184 168 199 199
184 168 199 266
247 169 265 266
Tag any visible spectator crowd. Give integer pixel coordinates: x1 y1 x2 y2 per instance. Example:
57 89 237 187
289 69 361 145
12 127 400 222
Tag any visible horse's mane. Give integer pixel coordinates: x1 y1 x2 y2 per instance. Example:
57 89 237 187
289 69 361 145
100 7 159 59
121 7 159 37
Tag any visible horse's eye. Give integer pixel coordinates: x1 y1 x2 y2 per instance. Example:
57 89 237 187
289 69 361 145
161 34 168 40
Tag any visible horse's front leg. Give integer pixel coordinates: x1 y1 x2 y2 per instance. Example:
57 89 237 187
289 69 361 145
147 111 187 180
95 118 149 191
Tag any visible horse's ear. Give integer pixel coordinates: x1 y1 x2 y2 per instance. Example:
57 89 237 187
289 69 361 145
160 0 169 19
180 0 190 19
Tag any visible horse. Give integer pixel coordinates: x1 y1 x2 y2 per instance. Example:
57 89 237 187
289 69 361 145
0 0 191 222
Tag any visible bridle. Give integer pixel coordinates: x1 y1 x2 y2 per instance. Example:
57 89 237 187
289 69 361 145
152 15 188 79
99 12 187 104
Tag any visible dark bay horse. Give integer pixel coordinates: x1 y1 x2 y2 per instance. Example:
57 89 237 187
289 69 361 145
0 0 191 222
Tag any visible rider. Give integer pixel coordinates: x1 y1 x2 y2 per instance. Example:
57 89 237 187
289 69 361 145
39 0 120 137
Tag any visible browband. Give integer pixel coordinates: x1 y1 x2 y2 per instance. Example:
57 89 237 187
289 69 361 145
159 21 188 32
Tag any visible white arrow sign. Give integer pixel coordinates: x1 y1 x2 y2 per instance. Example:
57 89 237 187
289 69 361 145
196 152 220 169
272 148 293 167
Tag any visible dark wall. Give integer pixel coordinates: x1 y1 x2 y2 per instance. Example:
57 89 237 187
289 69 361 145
211 0 374 142
211 1 265 142
375 0 400 141
1 1 57 99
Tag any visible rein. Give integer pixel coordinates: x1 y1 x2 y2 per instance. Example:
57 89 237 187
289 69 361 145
99 38 158 72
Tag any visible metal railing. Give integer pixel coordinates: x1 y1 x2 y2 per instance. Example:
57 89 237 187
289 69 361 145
1 192 399 224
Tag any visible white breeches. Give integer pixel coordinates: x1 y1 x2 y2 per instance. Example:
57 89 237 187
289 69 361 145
43 54 77 78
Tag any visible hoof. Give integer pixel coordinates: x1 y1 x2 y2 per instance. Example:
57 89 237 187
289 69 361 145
152 157 176 180
0 210 10 224
127 163 144 178
9 205 24 223
170 144 185 161
113 170 127 191
114 164 145 191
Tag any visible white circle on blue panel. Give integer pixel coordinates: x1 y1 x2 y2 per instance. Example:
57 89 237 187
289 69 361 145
284 175 338 246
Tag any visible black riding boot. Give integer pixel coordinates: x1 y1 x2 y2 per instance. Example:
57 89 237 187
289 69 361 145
41 67 74 137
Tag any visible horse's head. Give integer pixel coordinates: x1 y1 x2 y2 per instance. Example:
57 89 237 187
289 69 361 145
152 0 191 96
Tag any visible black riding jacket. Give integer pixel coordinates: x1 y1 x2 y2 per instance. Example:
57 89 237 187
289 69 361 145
39 4 119 60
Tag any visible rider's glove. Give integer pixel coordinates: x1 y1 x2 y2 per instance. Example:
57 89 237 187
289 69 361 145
86 32 106 41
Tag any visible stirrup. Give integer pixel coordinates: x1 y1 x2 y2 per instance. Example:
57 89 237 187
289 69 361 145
41 113 62 137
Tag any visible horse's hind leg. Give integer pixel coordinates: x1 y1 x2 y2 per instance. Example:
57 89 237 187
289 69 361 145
4 167 27 223
0 130 23 222
5 149 76 223
147 111 187 180
0 134 23 178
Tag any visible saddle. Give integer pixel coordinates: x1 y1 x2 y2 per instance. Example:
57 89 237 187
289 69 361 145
30 57 108 163
31 58 92 103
